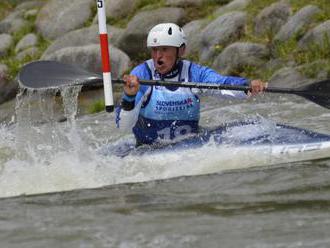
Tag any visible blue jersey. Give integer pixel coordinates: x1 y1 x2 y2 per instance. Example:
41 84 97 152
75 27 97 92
116 59 249 145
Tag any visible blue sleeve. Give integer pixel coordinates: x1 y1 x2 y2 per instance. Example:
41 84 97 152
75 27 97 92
129 63 152 104
189 63 249 86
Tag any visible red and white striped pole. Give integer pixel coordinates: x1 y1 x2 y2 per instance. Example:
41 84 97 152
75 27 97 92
96 0 114 112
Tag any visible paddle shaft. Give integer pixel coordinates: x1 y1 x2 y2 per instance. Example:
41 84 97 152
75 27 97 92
83 78 305 95
17 61 330 109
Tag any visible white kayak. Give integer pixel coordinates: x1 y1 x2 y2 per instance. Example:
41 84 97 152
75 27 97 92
101 120 330 166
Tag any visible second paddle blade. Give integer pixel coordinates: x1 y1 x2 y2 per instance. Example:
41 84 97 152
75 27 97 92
297 79 330 109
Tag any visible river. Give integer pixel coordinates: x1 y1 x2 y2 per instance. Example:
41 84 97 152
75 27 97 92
0 88 329 247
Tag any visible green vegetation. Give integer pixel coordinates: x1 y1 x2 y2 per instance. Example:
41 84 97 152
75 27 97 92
0 1 14 20
106 0 166 28
1 0 330 113
185 2 221 23
235 0 330 80
84 3 97 27
136 0 166 10
0 14 50 80
88 99 105 114
97 0 330 112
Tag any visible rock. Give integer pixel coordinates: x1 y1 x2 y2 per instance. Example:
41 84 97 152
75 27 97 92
297 60 329 80
0 64 18 104
0 1 42 33
117 7 186 59
165 0 205 7
42 44 131 79
0 10 29 34
35 0 94 40
15 33 38 53
16 47 40 61
42 25 124 57
259 58 287 74
269 67 308 88
105 0 139 19
24 9 39 19
213 42 270 75
183 19 205 57
15 0 45 11
275 5 321 42
214 0 251 16
0 34 13 57
199 11 247 62
298 20 330 49
0 64 8 84
254 1 291 37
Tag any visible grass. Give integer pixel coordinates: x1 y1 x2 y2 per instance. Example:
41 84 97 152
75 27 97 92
106 0 166 28
244 0 330 43
0 17 50 80
185 3 220 23
88 99 105 114
0 1 14 20
231 0 330 80
0 0 329 101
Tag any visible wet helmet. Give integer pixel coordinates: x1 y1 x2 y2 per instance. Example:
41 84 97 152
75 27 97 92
147 23 186 48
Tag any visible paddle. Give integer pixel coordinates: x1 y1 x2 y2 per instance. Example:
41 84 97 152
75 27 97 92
18 60 330 109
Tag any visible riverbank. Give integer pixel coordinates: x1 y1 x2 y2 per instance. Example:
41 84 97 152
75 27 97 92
0 0 330 120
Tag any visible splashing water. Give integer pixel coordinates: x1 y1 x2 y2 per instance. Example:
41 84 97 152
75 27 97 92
0 90 329 198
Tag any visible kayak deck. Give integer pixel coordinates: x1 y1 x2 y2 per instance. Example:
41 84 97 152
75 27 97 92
101 120 330 160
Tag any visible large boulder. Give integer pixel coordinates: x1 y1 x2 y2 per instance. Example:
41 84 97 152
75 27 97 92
15 33 38 53
16 47 40 61
269 67 308 88
105 0 139 19
35 0 94 40
0 10 29 34
274 5 321 42
212 42 270 75
0 1 44 33
214 0 251 16
298 20 330 49
42 25 124 57
199 11 247 62
0 64 17 104
15 0 45 11
42 44 131 79
165 0 205 7
0 34 13 57
183 19 205 57
254 1 291 37
117 7 186 59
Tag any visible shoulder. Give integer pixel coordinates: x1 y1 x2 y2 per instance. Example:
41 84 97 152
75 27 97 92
131 59 154 78
131 62 150 78
130 60 152 93
184 60 215 81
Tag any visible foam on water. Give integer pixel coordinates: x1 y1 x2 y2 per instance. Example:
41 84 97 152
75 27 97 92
0 121 273 198
0 90 328 198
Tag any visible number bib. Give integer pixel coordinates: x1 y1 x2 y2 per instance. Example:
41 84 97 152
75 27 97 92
133 60 200 144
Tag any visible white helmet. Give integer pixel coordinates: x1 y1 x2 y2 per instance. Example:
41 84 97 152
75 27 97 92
147 23 186 48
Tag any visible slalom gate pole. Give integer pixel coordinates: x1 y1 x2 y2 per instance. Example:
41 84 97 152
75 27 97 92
96 0 114 112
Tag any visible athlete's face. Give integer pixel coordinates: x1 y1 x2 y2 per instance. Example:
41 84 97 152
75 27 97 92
151 46 178 75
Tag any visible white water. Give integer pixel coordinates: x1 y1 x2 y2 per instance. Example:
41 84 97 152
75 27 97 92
0 91 329 198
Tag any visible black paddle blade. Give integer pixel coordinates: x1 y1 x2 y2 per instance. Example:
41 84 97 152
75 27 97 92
18 60 103 90
297 79 330 109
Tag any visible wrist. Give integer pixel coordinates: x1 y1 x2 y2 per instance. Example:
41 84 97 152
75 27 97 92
123 92 136 102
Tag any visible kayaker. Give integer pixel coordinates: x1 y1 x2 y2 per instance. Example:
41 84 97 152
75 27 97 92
116 23 267 145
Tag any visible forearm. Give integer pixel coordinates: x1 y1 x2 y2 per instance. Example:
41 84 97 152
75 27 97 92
191 63 249 98
116 93 137 131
